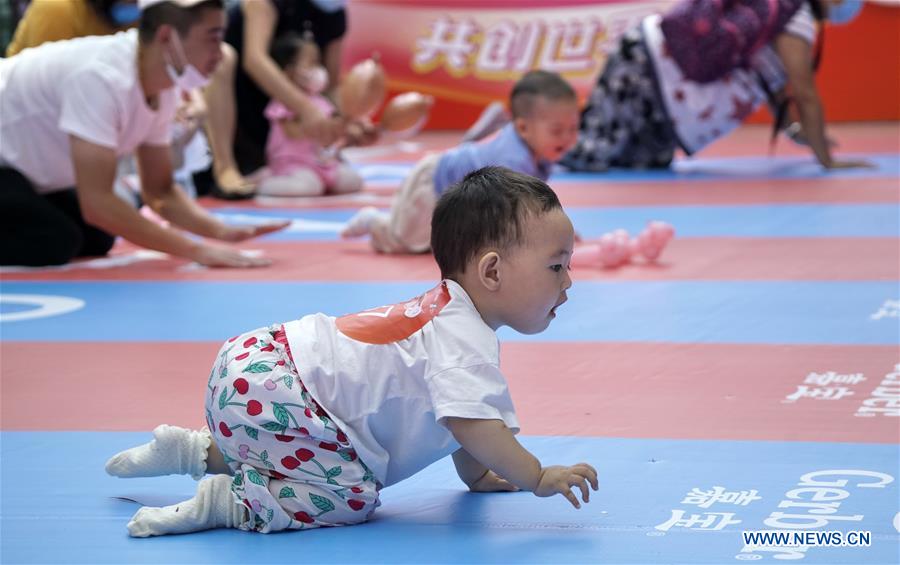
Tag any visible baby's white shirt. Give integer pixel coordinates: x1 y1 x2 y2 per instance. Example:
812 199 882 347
284 279 519 487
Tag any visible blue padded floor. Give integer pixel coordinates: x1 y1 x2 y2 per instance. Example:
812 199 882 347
2 432 897 564
358 154 900 184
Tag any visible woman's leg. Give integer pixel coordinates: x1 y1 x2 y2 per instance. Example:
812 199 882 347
561 29 675 171
203 43 255 197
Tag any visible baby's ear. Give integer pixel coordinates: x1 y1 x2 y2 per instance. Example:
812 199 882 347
476 251 502 291
513 116 530 138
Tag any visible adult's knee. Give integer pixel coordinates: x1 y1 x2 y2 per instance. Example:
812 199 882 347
78 227 116 258
0 221 82 266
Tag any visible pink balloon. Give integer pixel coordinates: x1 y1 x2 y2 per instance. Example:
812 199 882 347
340 57 386 118
380 92 434 132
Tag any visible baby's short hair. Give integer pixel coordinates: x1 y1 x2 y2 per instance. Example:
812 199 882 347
431 166 562 279
270 31 315 70
509 70 577 119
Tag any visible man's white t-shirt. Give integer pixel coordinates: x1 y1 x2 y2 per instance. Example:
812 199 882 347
0 30 177 194
283 279 520 488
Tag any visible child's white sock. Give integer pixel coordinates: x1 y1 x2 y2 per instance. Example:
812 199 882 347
341 206 385 238
127 474 246 537
105 425 210 480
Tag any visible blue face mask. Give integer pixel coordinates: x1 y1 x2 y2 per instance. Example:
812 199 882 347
828 0 863 25
110 2 141 26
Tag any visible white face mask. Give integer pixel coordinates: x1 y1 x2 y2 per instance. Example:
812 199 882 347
165 32 210 90
299 66 329 95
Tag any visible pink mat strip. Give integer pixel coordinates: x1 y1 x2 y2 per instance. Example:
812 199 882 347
2 342 896 444
3 238 896 282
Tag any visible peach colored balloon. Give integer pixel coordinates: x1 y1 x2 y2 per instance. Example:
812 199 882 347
340 57 386 119
379 92 435 132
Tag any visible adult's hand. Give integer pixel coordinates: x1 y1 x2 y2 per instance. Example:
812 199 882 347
191 243 272 268
344 118 380 147
217 219 292 242
825 159 876 170
304 114 346 146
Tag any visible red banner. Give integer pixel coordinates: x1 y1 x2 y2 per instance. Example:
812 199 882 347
342 1 900 128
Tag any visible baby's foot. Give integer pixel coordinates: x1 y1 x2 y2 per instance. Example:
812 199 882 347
105 425 210 480
461 101 510 143
127 475 246 537
340 206 384 238
635 221 675 262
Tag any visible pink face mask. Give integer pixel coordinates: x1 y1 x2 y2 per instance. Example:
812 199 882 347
165 32 210 91
298 66 329 95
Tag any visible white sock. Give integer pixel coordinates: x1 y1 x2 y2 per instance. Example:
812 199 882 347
341 206 385 238
106 425 211 480
127 474 246 537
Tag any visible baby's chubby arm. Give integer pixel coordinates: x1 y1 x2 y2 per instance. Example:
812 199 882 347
452 448 518 493
446 417 599 509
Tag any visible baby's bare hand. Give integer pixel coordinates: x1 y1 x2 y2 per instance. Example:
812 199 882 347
470 470 519 493
534 464 599 509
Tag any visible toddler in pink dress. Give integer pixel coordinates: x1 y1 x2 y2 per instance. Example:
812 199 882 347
258 32 363 197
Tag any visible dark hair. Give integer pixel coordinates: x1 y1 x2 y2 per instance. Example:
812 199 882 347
509 70 577 119
138 0 224 43
431 166 562 279
270 32 308 70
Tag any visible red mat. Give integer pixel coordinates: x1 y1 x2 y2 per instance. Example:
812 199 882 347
3 238 895 282
3 341 895 445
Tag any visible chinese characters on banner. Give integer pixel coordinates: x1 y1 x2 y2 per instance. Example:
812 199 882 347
342 1 668 127
413 17 604 77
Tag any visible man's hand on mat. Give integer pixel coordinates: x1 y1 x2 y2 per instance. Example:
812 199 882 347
218 220 292 242
192 244 272 268
533 464 599 509
469 470 519 493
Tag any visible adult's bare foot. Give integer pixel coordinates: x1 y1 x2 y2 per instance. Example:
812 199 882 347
212 168 256 200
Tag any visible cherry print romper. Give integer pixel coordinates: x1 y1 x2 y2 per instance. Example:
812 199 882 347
206 325 380 533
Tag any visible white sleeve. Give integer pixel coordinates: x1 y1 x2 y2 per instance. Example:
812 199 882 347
143 90 176 146
58 68 120 149
426 363 520 433
783 4 817 45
